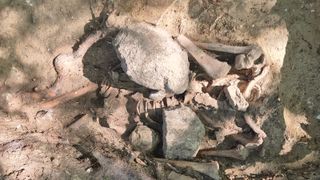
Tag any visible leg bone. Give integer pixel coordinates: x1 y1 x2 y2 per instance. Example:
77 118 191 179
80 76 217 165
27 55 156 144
195 41 263 70
177 35 231 79
198 145 249 161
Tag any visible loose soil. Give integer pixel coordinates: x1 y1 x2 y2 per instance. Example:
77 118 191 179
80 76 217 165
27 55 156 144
0 0 319 179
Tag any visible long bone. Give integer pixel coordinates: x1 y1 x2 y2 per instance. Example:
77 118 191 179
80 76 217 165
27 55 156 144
177 35 231 79
154 158 220 180
198 145 249 161
195 41 263 70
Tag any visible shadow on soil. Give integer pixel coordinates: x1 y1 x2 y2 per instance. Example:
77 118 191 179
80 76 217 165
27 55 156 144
271 0 320 162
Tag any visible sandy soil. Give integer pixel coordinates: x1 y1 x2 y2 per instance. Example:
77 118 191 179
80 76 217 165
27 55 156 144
0 0 319 179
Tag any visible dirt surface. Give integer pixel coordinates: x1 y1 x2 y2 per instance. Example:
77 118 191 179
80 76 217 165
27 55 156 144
0 0 319 179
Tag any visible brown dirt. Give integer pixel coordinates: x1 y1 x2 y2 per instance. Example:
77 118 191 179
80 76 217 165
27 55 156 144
0 0 319 179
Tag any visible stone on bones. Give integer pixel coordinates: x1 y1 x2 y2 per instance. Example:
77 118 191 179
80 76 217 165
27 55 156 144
162 106 205 160
113 23 190 100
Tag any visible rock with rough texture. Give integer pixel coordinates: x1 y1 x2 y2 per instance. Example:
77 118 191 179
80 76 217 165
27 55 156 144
129 125 160 153
162 106 205 159
113 23 190 99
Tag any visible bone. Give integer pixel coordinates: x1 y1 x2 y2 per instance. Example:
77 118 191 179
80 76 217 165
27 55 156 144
154 158 220 180
243 65 270 100
38 82 98 109
195 41 263 70
210 74 240 87
224 82 249 112
177 35 231 79
199 112 242 144
198 145 249 161
47 30 106 97
193 93 219 109
244 113 267 139
251 56 266 77
231 134 264 149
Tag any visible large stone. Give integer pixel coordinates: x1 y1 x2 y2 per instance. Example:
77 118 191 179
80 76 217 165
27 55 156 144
162 106 205 159
113 23 190 99
129 125 160 153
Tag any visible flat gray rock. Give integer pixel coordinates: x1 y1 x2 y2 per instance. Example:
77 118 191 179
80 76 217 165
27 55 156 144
162 106 205 159
113 23 189 99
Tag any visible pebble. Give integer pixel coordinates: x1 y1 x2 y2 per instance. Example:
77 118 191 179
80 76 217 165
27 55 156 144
129 125 160 153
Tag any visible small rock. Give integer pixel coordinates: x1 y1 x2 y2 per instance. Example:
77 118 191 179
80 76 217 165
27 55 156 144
129 125 160 153
316 114 320 120
162 106 205 159
168 171 195 180
113 23 189 99
224 85 249 111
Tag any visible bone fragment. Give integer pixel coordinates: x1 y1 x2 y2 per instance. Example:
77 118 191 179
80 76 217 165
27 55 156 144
244 113 267 139
154 158 220 180
39 82 98 109
231 134 264 149
224 83 249 111
198 145 249 161
199 113 242 144
204 74 240 94
177 35 231 79
195 41 263 70
193 93 219 109
243 65 270 100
